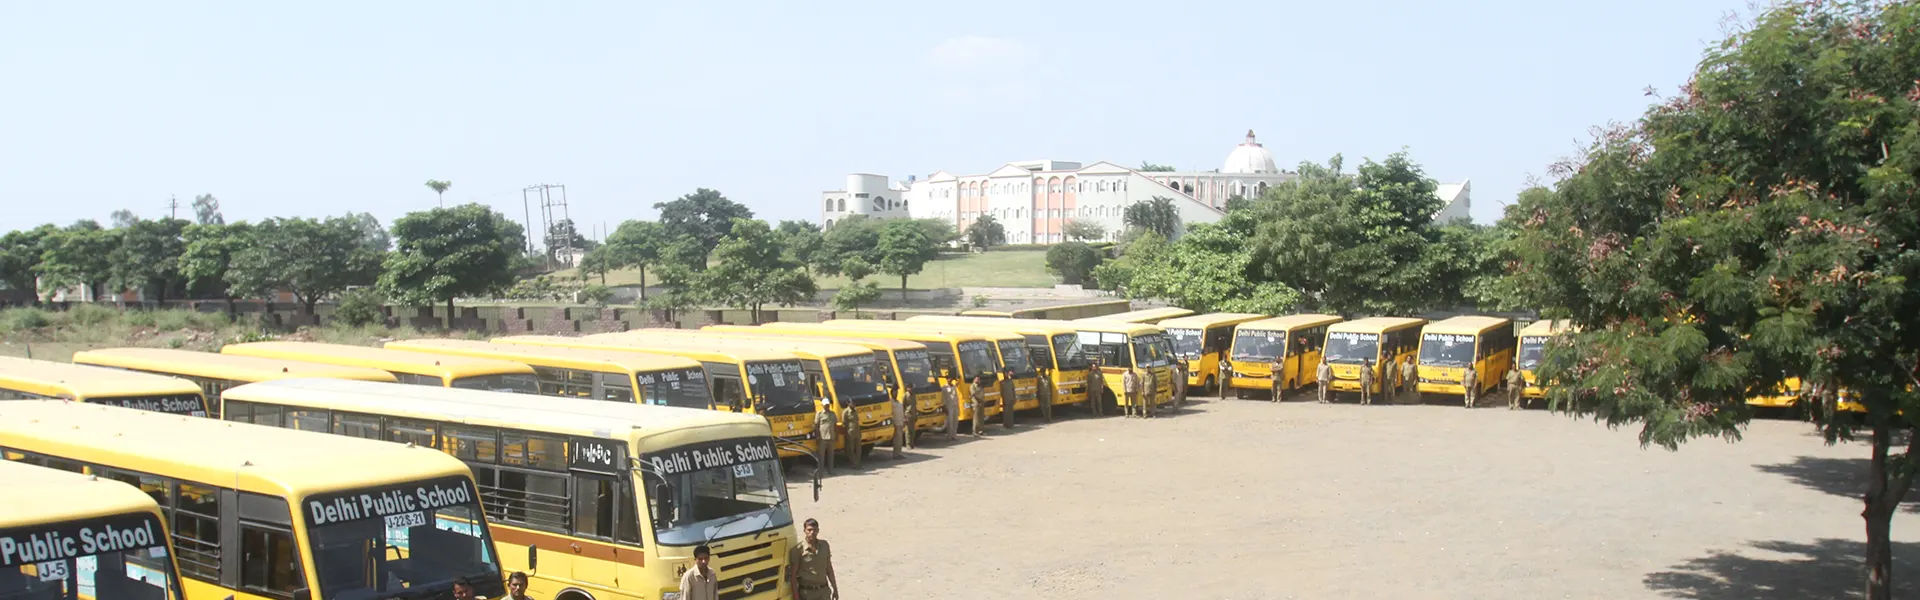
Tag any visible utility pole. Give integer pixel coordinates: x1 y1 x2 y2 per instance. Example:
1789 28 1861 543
167 195 180 220
521 184 571 270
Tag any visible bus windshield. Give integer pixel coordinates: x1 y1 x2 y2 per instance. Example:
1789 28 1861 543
895 350 939 393
304 476 498 600
1324 332 1379 365
957 342 998 380
1050 334 1089 370
1519 337 1547 371
1231 330 1286 361
827 357 887 403
2 512 181 600
450 373 540 394
1166 328 1203 359
1131 334 1171 367
997 341 1036 376
643 368 712 409
744 361 811 410
646 438 791 546
1421 333 1477 367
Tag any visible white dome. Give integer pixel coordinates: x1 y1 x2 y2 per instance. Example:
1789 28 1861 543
1222 130 1278 174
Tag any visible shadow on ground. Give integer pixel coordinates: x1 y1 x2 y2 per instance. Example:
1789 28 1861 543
1644 538 1919 599
1756 455 1920 513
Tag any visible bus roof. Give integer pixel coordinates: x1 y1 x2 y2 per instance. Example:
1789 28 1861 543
820 320 1023 343
881 318 1077 337
498 335 802 363
1237 314 1344 332
0 460 167 529
0 356 203 400
906 316 1165 336
0 400 471 496
1156 313 1269 330
1079 306 1195 323
384 338 702 373
224 379 770 450
71 348 397 384
755 323 981 346
1423 316 1514 335
222 341 535 380
1326 317 1428 333
1520 319 1576 337
696 326 931 353
591 331 876 360
957 298 1129 317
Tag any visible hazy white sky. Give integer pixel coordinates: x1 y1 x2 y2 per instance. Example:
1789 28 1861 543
0 1 1749 235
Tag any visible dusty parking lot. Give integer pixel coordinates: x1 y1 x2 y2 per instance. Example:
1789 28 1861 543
783 396 1920 599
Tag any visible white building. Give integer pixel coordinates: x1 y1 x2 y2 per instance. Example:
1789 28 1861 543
821 131 1470 243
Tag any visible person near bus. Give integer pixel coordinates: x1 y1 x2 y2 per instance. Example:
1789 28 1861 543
1400 357 1418 403
890 387 907 459
789 518 840 600
815 399 837 472
999 367 1018 429
1359 359 1375 405
1172 360 1188 411
1316 358 1333 404
1461 363 1477 409
967 375 987 438
1269 353 1286 402
1038 366 1054 423
1122 368 1141 418
453 579 477 600
1088 358 1107 417
678 544 719 600
507 572 534 600
1507 366 1525 410
943 381 960 440
1143 367 1158 419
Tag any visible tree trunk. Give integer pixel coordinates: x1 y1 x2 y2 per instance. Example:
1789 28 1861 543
639 266 648 300
445 297 456 330
750 303 760 325
1863 422 1917 600
224 296 237 322
900 274 909 302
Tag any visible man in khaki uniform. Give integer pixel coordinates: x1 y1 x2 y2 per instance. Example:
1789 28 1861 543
677 544 717 600
1401 356 1418 403
890 385 907 459
943 382 959 441
1268 353 1286 402
1315 358 1333 404
1087 360 1107 417
1122 368 1141 418
814 400 836 473
967 376 987 438
1461 363 1478 409
1038 368 1054 423
1172 360 1188 411
1143 368 1158 418
788 518 839 600
1358 359 1374 406
999 368 1018 429
1507 366 1525 410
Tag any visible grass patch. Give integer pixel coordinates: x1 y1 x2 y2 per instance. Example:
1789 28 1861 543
0 306 445 360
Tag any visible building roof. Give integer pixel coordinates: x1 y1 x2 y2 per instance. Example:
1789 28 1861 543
1222 130 1279 174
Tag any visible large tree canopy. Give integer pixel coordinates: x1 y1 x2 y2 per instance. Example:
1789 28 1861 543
703 219 815 323
380 204 527 326
1508 4 1920 597
654 188 753 268
1248 152 1450 315
229 216 383 314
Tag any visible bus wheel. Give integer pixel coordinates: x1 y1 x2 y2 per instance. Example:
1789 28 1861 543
558 591 594 600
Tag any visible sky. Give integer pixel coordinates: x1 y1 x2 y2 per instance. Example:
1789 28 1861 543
0 1 1754 237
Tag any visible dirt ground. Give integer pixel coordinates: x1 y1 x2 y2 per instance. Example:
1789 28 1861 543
784 394 1920 600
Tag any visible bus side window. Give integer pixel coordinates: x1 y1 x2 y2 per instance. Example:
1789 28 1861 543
1205 327 1232 354
712 378 744 410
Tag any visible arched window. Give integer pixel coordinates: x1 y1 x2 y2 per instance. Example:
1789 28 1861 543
825 199 834 211
837 198 846 212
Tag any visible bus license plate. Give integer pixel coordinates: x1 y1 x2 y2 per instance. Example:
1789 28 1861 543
385 511 427 530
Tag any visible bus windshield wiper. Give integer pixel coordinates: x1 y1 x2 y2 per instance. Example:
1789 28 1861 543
703 510 773 543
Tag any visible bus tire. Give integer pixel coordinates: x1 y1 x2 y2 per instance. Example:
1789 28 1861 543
557 589 594 600
1102 389 1119 415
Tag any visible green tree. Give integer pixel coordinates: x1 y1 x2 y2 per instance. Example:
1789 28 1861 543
815 216 884 276
1090 230 1167 293
0 225 56 303
109 217 189 303
1137 162 1175 172
577 246 615 285
179 221 254 318
832 281 881 317
424 180 451 207
544 218 596 266
1507 4 1920 597
963 214 1006 250
875 219 936 301
1121 214 1300 314
654 188 753 269
703 219 815 323
38 221 119 301
774 220 825 271
599 220 670 298
1248 152 1446 315
343 212 391 253
910 218 959 248
379 204 528 328
192 194 223 226
229 216 383 316
1123 197 1182 239
1063 218 1106 242
1044 242 1103 285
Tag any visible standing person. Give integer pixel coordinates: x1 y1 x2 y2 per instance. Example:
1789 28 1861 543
1401 356 1418 404
1087 359 1107 417
1268 353 1286 402
1122 368 1141 418
678 545 718 600
1038 368 1054 423
890 386 907 459
1143 367 1158 418
967 376 986 438
452 579 477 600
1172 360 1188 411
1315 358 1333 404
1219 361 1233 399
506 572 534 600
1507 366 1525 410
943 381 959 441
815 399 836 473
1358 359 1375 405
788 519 839 600
999 368 1018 429
902 386 920 450
1461 363 1478 409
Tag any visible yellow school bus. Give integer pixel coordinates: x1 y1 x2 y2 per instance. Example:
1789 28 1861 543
492 336 826 460
1516 320 1574 401
1416 316 1517 402
905 317 1171 412
0 400 506 600
2 460 187 600
1080 306 1196 324
1224 314 1343 398
71 348 396 418
223 379 797 600
957 298 1130 320
894 318 1093 409
819 321 1044 413
382 339 712 408
0 355 210 417
587 332 896 460
670 327 952 434
752 323 1005 423
1153 313 1266 393
222 341 539 392
1323 317 1426 397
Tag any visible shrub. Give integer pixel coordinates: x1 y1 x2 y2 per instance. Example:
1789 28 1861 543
65 304 118 327
1045 242 1104 285
0 308 51 332
334 288 388 327
579 284 615 307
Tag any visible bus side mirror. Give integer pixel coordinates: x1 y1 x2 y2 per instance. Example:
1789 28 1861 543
654 484 676 529
527 545 538 571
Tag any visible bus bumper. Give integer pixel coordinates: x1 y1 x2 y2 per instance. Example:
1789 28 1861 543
1418 382 1465 396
